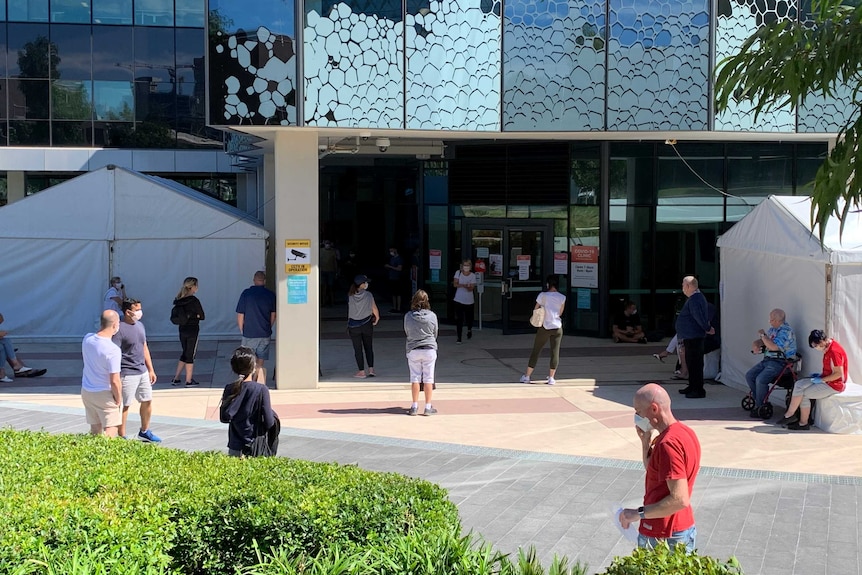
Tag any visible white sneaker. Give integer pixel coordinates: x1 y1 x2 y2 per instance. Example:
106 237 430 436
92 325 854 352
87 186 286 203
0 376 13 383
546 377 556 386
519 374 529 384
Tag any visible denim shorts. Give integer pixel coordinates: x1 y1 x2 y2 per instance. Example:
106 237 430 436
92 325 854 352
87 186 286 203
638 525 696 553
242 337 271 360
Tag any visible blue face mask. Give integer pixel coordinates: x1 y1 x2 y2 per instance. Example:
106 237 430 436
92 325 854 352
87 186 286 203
634 414 652 432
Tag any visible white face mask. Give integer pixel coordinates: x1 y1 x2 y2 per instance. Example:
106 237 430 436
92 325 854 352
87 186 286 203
132 310 143 321
630 309 637 315
634 414 652 432
462 266 470 273
114 282 122 288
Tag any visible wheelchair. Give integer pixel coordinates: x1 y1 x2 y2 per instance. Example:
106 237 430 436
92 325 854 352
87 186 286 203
741 354 801 419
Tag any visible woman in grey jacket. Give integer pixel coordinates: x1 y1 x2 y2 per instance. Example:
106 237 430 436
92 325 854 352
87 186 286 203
404 290 439 416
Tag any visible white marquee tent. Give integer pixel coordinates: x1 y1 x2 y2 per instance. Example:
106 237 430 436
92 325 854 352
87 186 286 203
0 166 268 340
717 195 862 433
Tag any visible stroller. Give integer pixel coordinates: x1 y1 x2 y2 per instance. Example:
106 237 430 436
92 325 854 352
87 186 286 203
741 354 801 419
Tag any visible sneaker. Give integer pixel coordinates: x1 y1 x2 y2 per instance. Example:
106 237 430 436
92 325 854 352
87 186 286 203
171 379 182 386
787 422 810 431
185 379 200 387
407 406 419 416
776 414 800 426
13 366 32 374
678 386 691 394
467 330 473 340
519 374 529 384
546 377 556 386
456 339 462 344
138 429 162 443
0 376 13 383
684 389 706 399
423 406 438 416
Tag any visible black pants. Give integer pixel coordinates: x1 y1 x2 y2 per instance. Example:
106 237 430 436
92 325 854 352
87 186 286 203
683 337 705 392
178 325 199 363
454 302 474 340
348 321 374 370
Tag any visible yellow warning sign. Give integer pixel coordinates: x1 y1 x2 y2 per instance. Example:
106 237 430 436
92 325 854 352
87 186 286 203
285 239 311 274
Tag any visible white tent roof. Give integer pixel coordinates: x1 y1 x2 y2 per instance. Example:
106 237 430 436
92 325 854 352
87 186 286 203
716 195 862 263
0 166 266 241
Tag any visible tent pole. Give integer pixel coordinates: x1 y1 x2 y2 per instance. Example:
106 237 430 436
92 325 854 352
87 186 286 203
825 263 833 336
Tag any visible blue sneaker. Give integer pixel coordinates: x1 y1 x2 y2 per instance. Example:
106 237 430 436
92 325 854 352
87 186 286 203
138 429 162 443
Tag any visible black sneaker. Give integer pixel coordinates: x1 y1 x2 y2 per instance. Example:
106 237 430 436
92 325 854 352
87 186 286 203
467 330 473 340
787 422 810 431
185 379 200 387
776 414 799 426
171 379 182 386
684 389 706 399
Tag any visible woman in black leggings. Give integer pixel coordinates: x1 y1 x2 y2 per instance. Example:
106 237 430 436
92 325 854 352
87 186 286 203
171 276 205 386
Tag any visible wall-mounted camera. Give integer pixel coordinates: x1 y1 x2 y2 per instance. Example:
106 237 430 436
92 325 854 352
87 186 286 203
376 137 390 153
359 131 371 141
318 144 328 153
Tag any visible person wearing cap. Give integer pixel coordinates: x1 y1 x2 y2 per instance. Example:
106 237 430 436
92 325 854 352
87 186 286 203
347 274 380 378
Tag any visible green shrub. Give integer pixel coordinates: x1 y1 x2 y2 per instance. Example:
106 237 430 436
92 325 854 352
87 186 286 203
598 541 743 575
0 430 459 574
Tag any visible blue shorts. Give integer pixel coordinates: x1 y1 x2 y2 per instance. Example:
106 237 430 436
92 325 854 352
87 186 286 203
242 337 271 360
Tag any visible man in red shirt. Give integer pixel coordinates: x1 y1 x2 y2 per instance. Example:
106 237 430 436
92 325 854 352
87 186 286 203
620 383 701 551
777 330 848 431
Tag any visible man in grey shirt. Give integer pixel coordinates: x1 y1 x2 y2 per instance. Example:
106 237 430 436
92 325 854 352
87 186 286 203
112 298 161 442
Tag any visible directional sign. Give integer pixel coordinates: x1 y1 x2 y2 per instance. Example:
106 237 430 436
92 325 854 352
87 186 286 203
285 239 311 274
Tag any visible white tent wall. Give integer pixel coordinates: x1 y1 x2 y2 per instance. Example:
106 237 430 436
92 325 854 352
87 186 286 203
718 247 826 393
830 264 862 385
113 238 266 339
0 239 108 338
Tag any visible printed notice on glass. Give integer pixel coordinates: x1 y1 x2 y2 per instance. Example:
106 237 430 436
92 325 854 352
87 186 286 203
285 239 311 274
577 288 591 309
553 253 568 275
287 275 308 304
570 246 598 288
489 254 503 277
517 255 531 280
476 247 489 258
429 249 442 270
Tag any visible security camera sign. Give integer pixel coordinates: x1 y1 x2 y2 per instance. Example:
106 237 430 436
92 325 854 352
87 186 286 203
285 239 311 274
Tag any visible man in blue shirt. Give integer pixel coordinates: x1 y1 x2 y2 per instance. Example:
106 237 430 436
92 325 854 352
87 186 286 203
745 309 797 418
675 276 714 399
236 271 277 383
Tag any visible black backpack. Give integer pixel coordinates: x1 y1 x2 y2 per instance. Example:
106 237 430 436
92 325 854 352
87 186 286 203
170 303 190 326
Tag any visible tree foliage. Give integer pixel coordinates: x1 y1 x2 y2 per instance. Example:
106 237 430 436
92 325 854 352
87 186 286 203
714 0 862 239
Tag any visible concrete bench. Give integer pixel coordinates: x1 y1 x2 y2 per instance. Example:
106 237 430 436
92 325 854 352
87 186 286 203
814 381 862 435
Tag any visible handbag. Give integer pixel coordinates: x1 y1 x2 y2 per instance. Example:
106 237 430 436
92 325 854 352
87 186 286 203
530 306 545 328
244 394 280 457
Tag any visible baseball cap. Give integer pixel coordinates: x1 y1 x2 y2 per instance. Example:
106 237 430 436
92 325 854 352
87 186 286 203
354 274 370 285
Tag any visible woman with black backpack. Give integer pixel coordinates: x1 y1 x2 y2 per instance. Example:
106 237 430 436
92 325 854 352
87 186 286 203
170 276 205 386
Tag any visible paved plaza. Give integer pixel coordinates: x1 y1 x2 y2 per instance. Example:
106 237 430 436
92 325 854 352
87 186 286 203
1 311 861 574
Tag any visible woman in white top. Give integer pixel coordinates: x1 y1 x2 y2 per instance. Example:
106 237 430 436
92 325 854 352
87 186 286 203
520 275 566 385
103 277 126 313
452 259 477 343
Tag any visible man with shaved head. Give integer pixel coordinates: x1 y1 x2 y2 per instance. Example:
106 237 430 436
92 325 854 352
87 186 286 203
620 383 701 551
81 310 123 437
675 276 714 399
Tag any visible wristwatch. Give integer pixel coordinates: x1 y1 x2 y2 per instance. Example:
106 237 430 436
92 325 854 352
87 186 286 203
637 506 645 519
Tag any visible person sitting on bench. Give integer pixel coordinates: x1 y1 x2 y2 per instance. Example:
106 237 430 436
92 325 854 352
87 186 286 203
0 313 47 382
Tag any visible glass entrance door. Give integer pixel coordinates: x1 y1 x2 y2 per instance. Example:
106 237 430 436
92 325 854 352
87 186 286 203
464 220 554 334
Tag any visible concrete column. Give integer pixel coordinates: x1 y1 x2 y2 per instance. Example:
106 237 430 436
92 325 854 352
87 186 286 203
6 171 25 204
273 130 319 389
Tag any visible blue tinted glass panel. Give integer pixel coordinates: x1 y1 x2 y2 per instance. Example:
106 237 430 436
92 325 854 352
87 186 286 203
503 0 604 131
93 79 132 119
52 120 93 145
8 24 50 78
135 0 173 26
51 0 90 23
51 24 91 80
9 119 49 143
209 0 296 125
93 26 131 80
175 0 204 27
0 80 8 118
0 26 7 76
715 0 796 131
0 3 5 20
134 26 174 82
8 0 49 22
9 78 49 118
607 0 708 131
51 79 92 119
134 80 175 123
175 28 203 84
406 0 501 130
93 0 131 24
304 0 403 127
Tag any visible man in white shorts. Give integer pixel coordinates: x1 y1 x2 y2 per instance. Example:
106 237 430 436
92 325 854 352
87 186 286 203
113 298 161 442
81 310 123 436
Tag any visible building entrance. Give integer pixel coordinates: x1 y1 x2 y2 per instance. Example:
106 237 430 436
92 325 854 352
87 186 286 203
463 219 554 334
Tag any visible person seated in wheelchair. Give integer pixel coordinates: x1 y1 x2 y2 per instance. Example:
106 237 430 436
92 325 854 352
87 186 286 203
776 330 848 431
745 309 797 419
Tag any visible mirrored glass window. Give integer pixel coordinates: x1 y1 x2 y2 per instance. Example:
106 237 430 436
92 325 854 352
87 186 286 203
8 0 49 22
9 119 50 144
93 26 132 80
50 24 91 80
657 143 724 205
135 0 173 26
609 142 655 205
51 0 91 23
7 23 50 78
0 26 8 77
0 80 7 118
9 78 50 118
52 120 92 144
134 27 174 82
52 79 92 119
94 120 132 146
134 80 175 124
0 2 6 20
93 80 133 120
93 0 131 24
175 0 204 27
175 28 203 85
727 143 793 199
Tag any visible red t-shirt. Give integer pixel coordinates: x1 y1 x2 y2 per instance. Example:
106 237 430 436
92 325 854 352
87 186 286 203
640 422 701 538
822 340 848 392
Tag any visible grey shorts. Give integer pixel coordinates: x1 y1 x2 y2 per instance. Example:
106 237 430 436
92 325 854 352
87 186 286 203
242 337 271 360
121 372 153 405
